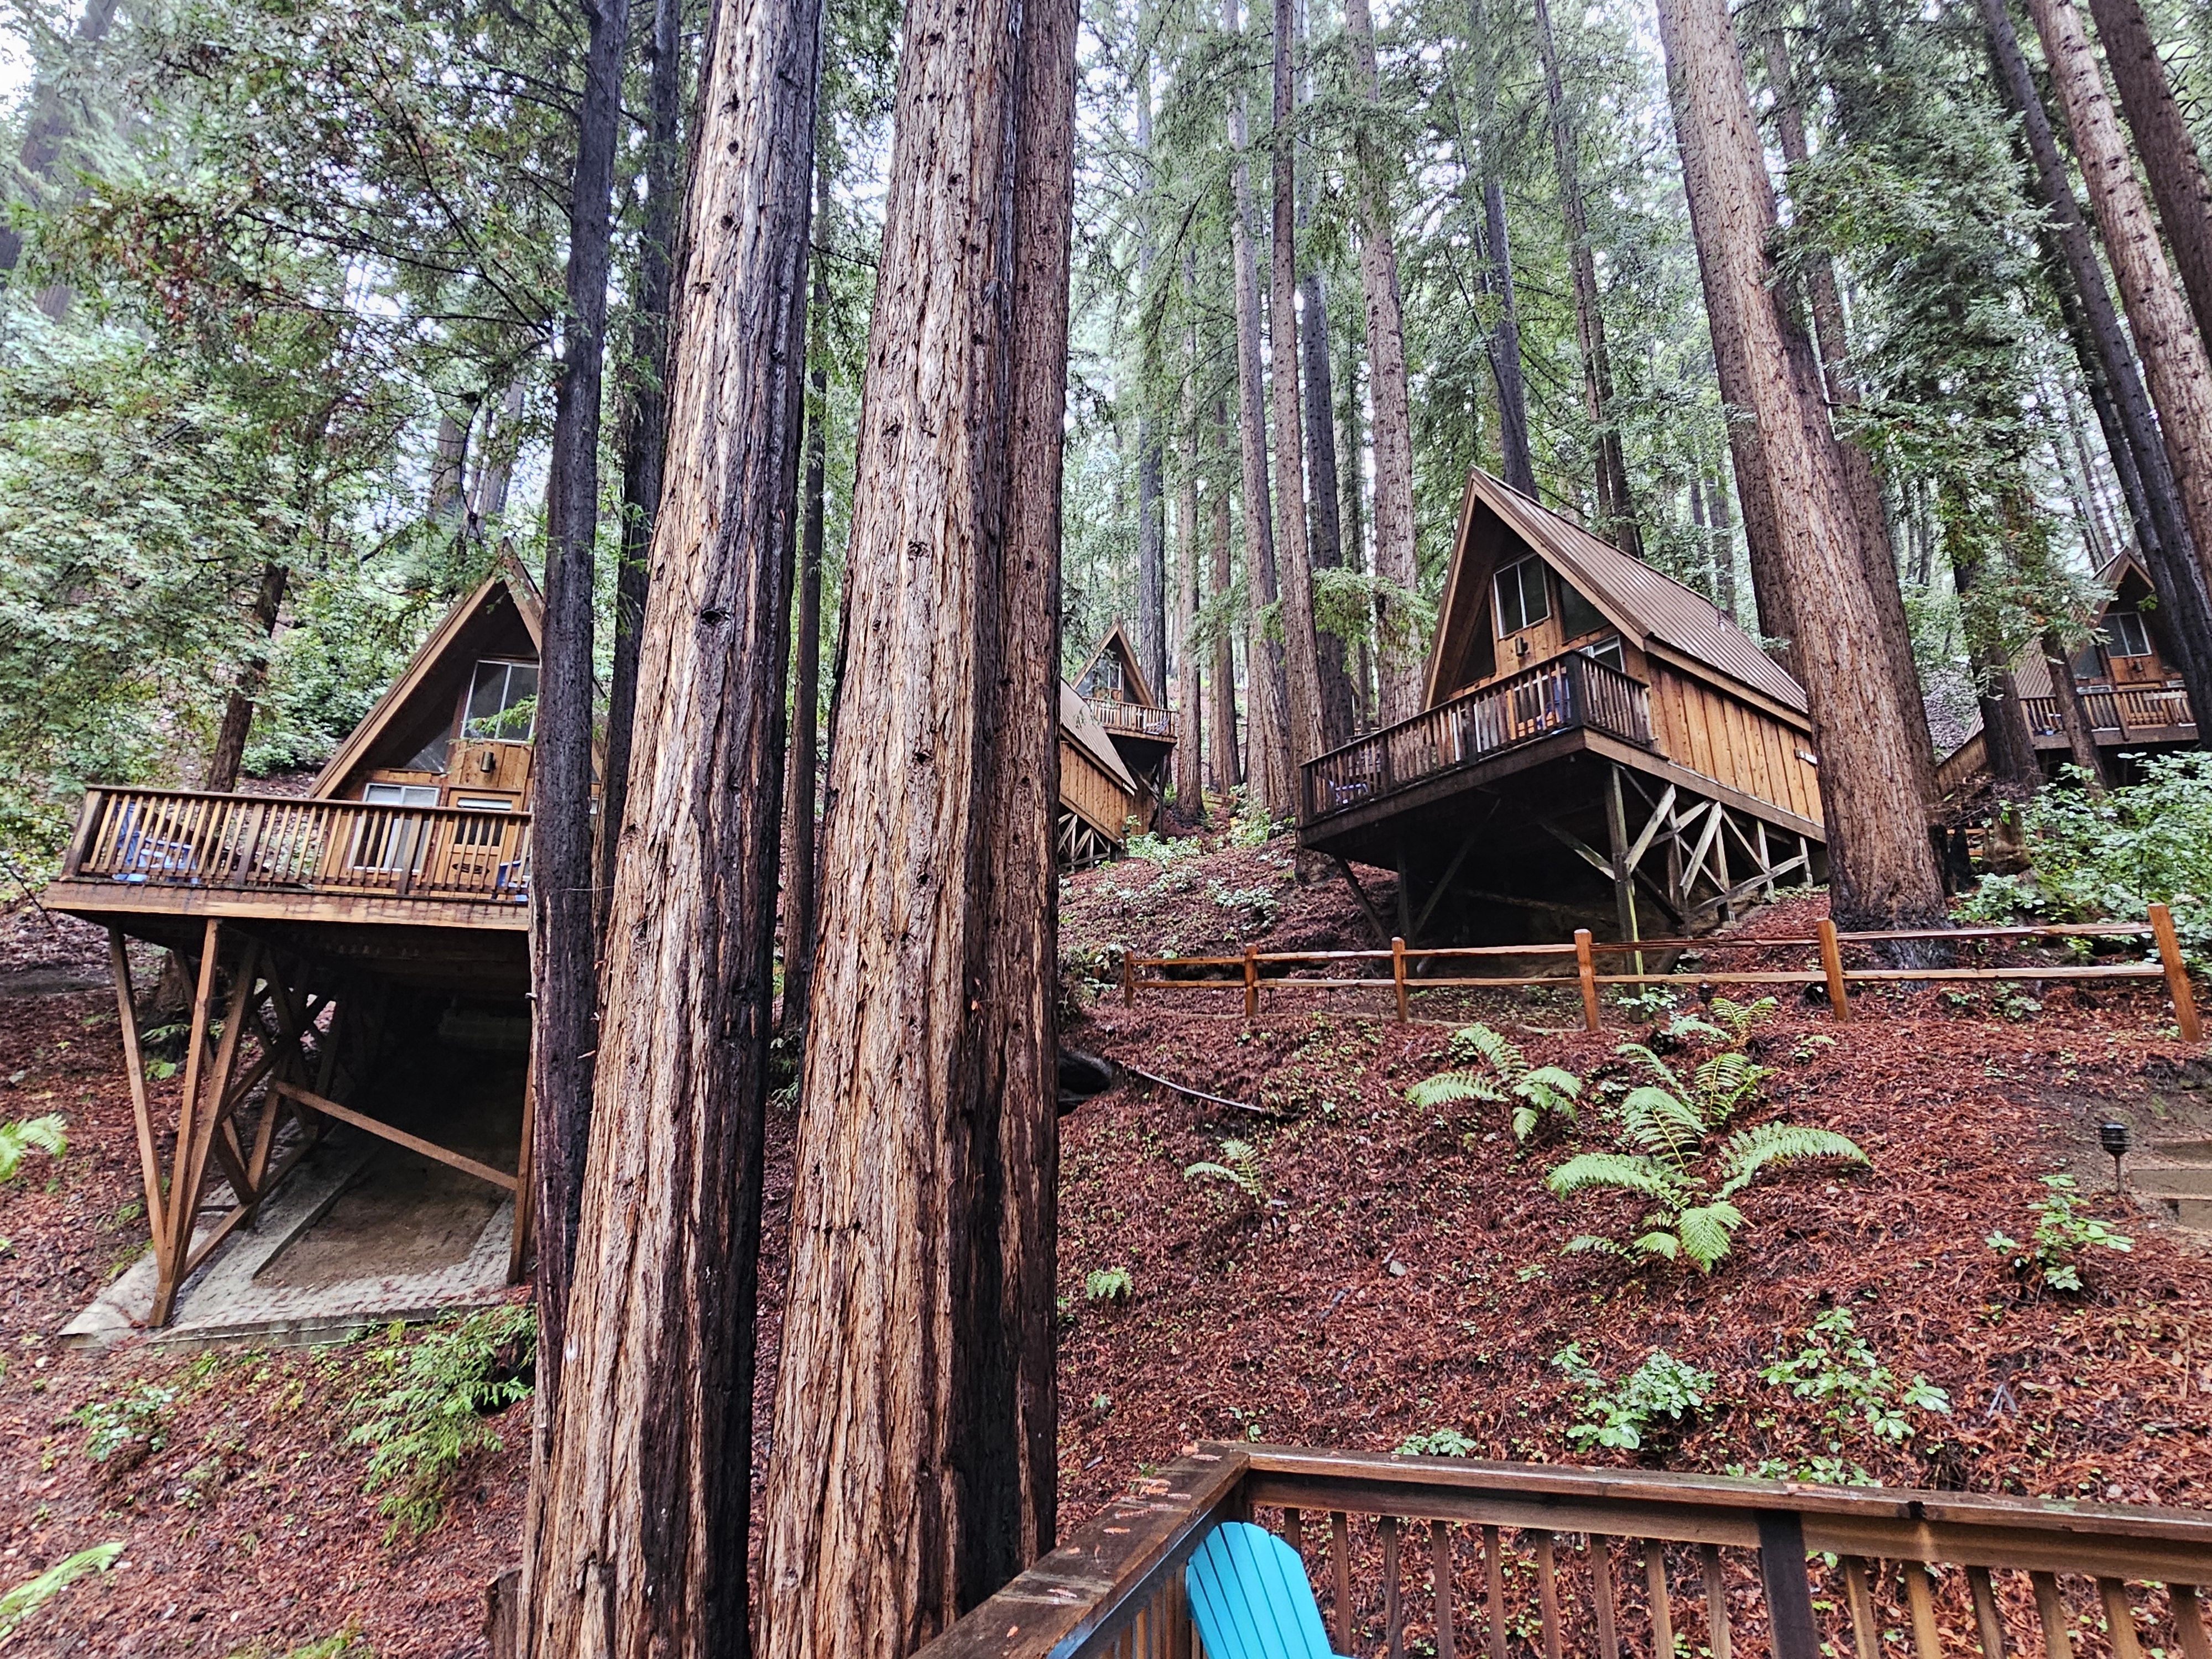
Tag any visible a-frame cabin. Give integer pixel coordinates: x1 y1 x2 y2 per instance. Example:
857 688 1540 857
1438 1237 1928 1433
1933 551 2200 799
1300 468 1825 946
1074 621 1176 812
1059 682 1143 868
45 565 543 1326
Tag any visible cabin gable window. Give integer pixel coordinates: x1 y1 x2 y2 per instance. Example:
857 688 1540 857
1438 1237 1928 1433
1493 554 1550 638
1578 635 1625 673
1082 655 1126 701
2107 611 2153 659
1558 580 1607 643
463 659 540 743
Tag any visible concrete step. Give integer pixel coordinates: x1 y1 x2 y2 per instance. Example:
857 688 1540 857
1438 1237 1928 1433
2151 1138 2212 1161
2133 1165 2212 1198
2153 1194 2212 1230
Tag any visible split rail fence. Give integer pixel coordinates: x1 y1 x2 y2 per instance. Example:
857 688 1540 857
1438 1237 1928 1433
1118 905 2201 1040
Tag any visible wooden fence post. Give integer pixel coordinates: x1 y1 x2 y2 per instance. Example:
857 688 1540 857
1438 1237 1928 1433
1817 918 1850 1023
1391 936 1410 1024
1574 929 1601 1033
2150 902 2201 1042
1243 944 1259 1022
1122 951 1136 1007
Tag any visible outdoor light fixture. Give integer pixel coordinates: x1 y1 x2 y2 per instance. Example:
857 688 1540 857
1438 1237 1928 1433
2099 1120 2131 1192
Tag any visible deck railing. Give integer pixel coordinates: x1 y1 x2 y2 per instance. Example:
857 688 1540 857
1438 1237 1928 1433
61 786 531 904
1302 653 1653 826
2022 681 2195 740
917 1446 2212 1659
1088 697 1178 743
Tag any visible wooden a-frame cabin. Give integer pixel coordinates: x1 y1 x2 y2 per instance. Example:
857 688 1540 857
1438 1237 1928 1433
1074 620 1178 809
46 565 544 1326
1059 681 1144 868
1300 468 1826 946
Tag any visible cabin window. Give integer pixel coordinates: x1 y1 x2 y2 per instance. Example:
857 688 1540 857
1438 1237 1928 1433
352 784 438 872
2108 611 2153 659
1493 555 1550 637
452 795 514 848
2070 641 2105 681
463 659 540 742
1084 656 1125 701
1558 581 1606 642
1578 635 1625 673
404 732 452 773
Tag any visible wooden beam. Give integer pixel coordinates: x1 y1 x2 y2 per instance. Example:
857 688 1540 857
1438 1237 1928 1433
507 1063 536 1284
1539 820 1614 881
161 919 222 1290
1621 783 1678 877
273 1082 518 1193
106 928 169 1272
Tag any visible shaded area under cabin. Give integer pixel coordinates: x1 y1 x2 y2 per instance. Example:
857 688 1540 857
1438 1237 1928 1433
1300 469 1826 947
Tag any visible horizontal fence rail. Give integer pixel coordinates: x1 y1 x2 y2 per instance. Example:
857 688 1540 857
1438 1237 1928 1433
1089 698 1179 742
917 1446 2212 1659
62 786 532 905
1302 653 1655 827
1117 907 2201 1040
2022 681 2195 740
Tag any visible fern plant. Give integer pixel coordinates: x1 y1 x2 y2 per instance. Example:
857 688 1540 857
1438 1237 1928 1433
346 1306 535 1540
1407 1024 1584 1141
0 1113 65 1182
1183 1139 1265 1202
1547 1036 1866 1273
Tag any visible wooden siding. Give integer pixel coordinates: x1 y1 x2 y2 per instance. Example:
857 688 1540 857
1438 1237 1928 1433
1061 741 1135 840
1645 662 1821 825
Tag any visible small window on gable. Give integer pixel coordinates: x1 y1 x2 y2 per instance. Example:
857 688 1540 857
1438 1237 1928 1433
1494 555 1550 637
1578 635 1625 673
2070 641 2105 681
463 659 540 742
1558 580 1606 641
2108 611 2153 659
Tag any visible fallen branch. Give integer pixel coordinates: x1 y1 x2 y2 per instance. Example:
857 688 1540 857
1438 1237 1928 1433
1118 1062 1284 1119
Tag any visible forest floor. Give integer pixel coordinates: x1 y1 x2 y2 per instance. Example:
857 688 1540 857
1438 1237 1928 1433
0 825 2206 1656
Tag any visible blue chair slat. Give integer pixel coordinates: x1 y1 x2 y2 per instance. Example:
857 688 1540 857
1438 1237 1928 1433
1185 1522 1341 1659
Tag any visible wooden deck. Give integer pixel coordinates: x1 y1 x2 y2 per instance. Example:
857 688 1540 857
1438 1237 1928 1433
1087 697 1178 743
917 1445 2212 1659
2022 680 2195 747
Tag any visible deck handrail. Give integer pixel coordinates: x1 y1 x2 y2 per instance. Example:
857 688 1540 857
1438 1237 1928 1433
2022 680 2195 740
1301 651 1653 827
60 785 531 905
917 1445 2212 1659
1087 697 1178 742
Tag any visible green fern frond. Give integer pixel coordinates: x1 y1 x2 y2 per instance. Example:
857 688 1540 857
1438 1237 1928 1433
1518 1067 1583 1108
1690 1051 1766 1120
1632 1230 1682 1261
1673 1202 1747 1272
1407 1070 1505 1109
1546 1152 1687 1202
0 1114 66 1182
1448 1022 1526 1076
1562 1234 1628 1258
1618 1087 1707 1162
1511 1104 1540 1142
1713 1124 1869 1197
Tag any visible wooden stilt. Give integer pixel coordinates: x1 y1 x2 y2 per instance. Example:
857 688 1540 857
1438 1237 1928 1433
153 919 223 1323
1605 766 1644 977
106 928 169 1275
508 1062 536 1285
154 935 262 1326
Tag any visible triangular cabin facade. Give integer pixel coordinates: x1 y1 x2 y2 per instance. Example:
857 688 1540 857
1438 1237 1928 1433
1932 552 2200 800
1074 621 1177 816
1059 681 1144 868
1298 468 1825 946
46 566 544 1327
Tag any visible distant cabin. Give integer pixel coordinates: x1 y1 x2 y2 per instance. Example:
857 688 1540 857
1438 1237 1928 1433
1073 620 1177 810
1298 467 1825 945
1059 682 1142 868
1933 552 2201 799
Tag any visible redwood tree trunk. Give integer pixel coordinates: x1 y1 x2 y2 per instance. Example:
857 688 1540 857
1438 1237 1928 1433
597 0 685 943
1656 0 1945 931
1480 176 1535 497
2086 0 2212 353
1177 292 1207 813
756 0 1076 1641
2027 0 2212 606
1210 396 1243 789
783 165 832 1030
1342 0 1422 724
519 0 822 1639
530 0 629 1402
205 560 289 794
1135 60 1168 700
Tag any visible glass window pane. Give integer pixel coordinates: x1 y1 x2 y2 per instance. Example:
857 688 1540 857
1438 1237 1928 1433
501 664 539 738
465 662 511 735
2112 613 2152 657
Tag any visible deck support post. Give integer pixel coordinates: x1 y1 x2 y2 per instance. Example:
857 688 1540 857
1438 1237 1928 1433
1605 766 1644 977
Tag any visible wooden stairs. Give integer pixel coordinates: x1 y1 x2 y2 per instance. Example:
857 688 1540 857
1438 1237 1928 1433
2138 1139 2212 1233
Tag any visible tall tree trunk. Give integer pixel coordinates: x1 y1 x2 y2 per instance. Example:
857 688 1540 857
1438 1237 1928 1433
1342 0 1422 724
1135 56 1168 700
1981 0 2212 729
1225 0 1292 815
1764 28 1932 795
1339 323 1376 729
1479 178 1535 496
1267 0 1328 789
783 165 832 1030
1706 451 1739 617
519 0 822 1641
2026 0 2212 607
529 0 630 1414
2042 628 2108 787
2086 0 2212 352
1656 0 1946 930
1210 396 1244 789
1947 495 2043 796
1532 0 1637 551
469 379 528 531
757 0 1076 1640
1177 337 1207 814
0 0 121 278
205 561 289 794
597 0 685 944
429 413 469 528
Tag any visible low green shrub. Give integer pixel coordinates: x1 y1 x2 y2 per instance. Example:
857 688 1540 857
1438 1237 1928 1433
0 1112 65 1181
1757 1310 1951 1481
1395 1427 1479 1457
1552 1345 1716 1451
346 1306 535 1541
1986 1175 2132 1294
0 1542 123 1641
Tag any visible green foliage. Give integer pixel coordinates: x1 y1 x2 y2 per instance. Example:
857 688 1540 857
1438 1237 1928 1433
74 1380 179 1463
1395 1427 1479 1457
1663 997 1778 1048
1183 1139 1265 1203
0 1542 124 1642
1084 1266 1135 1302
0 1113 66 1181
1760 1310 1950 1477
1986 1175 2133 1294
1123 831 1206 869
1954 755 2212 968
1407 1024 1583 1142
1552 1344 1717 1451
1548 1031 1866 1272
1613 987 1678 1024
345 1306 535 1541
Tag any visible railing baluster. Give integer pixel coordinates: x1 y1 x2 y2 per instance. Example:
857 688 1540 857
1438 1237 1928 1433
1482 1525 1509 1659
2173 1587 2212 1659
1842 1557 1880 1659
1968 1566 2007 1658
2032 1573 2074 1659
1284 1506 1301 1554
1431 1521 1456 1659
1533 1531 1563 1659
1646 1544 1674 1659
1756 1512 1820 1659
2099 1579 2145 1659
1903 1563 1942 1659
1383 1516 1404 1659
1700 1543 1731 1659
1590 1535 1619 1659
1332 1511 1354 1653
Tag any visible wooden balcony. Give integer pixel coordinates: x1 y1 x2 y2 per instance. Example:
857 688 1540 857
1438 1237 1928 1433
1302 652 1653 827
921 1445 2212 1659
2022 681 2196 746
50 786 532 930
1088 697 1178 744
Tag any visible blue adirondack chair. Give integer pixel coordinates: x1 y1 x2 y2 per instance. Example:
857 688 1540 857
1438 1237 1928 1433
1185 1521 1347 1659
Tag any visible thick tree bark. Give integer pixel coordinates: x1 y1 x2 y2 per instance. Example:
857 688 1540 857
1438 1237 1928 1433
757 0 1076 1641
782 166 832 1030
1981 0 2212 719
1342 0 1422 725
519 0 822 1641
1656 0 1945 930
530 0 630 1411
1210 397 1244 789
2042 628 2107 788
2086 0 2212 353
1705 453 1738 617
1225 0 1292 815
1135 59 1168 700
429 413 469 528
1532 0 1637 551
1479 178 1535 497
469 379 528 531
205 561 289 795
1764 29 1932 796
597 0 685 944
1267 0 1328 786
2026 0 2212 607
1947 497 2042 796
